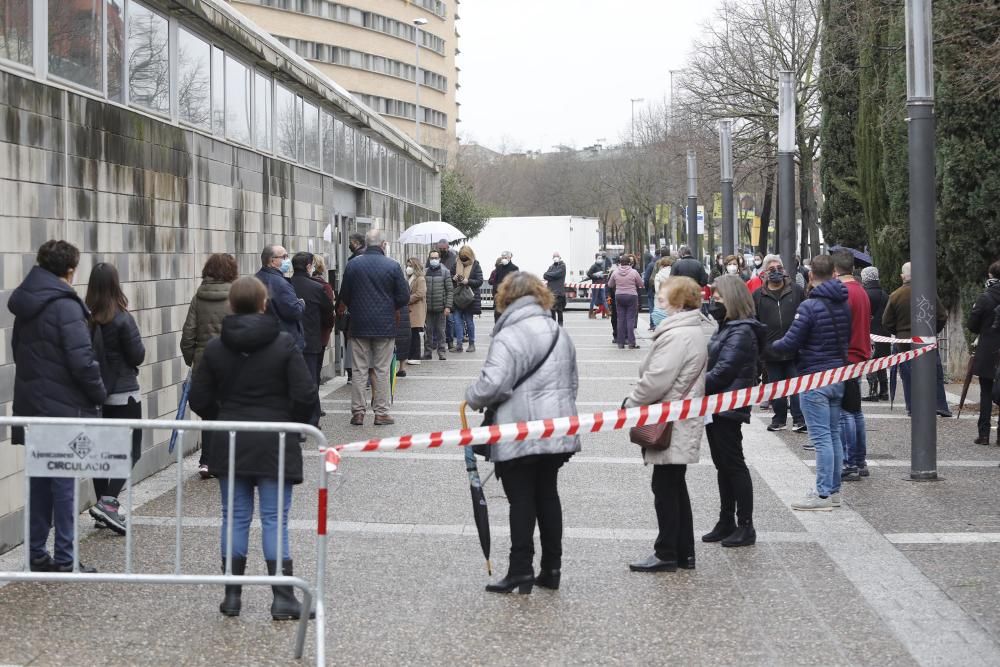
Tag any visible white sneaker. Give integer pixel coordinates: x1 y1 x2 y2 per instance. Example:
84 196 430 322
407 359 421 365
831 492 842 507
791 491 833 512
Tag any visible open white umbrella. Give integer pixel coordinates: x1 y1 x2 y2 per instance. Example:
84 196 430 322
397 220 466 245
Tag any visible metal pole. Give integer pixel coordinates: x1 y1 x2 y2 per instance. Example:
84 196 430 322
719 120 735 256
630 98 644 146
414 27 421 146
906 0 937 480
777 71 796 273
687 150 699 259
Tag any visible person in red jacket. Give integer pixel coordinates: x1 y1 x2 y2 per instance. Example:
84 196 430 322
833 251 871 481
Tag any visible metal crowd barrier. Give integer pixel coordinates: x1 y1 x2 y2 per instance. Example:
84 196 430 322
0 416 329 664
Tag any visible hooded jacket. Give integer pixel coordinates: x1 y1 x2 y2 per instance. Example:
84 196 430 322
606 264 643 296
706 317 767 422
968 282 1000 379
95 309 145 396
625 308 717 465
188 313 316 483
181 279 231 371
424 263 454 313
771 279 852 375
752 280 805 362
465 296 581 462
9 266 107 425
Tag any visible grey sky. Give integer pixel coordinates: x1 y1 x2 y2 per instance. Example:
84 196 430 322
457 0 723 153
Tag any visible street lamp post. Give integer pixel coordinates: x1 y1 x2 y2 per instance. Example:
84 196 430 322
905 0 937 480
412 18 428 147
719 119 735 256
687 149 699 259
777 70 796 273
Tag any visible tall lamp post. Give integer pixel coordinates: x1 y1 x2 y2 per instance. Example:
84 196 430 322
630 97 644 146
687 149 699 259
412 18 429 147
719 119 735 256
777 70 796 273
905 0 937 480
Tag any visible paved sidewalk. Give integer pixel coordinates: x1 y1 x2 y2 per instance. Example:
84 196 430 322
1 312 999 665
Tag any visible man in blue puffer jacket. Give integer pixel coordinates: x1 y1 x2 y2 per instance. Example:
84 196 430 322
771 255 851 512
9 240 107 573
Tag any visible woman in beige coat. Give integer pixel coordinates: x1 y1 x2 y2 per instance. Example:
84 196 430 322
626 276 716 573
405 258 427 365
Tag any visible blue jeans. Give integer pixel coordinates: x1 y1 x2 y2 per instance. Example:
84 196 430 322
840 378 867 469
897 346 950 413
765 360 804 426
800 383 845 497
30 477 75 564
449 310 475 345
589 286 606 310
219 476 293 561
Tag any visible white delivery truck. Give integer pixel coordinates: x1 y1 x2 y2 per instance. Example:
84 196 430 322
468 216 601 308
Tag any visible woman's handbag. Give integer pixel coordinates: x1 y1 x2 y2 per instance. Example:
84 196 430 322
627 360 706 451
453 284 475 310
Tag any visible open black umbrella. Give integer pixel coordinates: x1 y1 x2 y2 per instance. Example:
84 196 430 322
460 401 492 575
828 245 873 268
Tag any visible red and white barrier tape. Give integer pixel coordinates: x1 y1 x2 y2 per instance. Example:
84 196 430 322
323 343 936 472
869 334 935 345
564 282 595 290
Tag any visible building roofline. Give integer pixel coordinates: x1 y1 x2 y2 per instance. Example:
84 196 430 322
179 0 438 171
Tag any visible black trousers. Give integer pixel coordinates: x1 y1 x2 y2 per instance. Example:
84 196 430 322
706 418 754 525
409 327 422 359
93 399 142 500
866 342 890 396
498 455 566 575
304 351 323 426
980 376 997 438
651 464 694 563
551 295 565 326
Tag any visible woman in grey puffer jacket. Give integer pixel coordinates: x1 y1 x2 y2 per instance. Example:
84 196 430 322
465 272 580 595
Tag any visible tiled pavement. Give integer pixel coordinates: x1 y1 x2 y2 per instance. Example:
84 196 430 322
0 311 999 665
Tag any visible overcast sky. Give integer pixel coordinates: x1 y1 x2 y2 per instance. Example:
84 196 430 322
456 0 723 153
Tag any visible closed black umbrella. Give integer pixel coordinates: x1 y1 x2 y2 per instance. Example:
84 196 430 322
460 401 492 575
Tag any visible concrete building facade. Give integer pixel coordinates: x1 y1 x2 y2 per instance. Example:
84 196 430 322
0 0 439 551
231 0 460 164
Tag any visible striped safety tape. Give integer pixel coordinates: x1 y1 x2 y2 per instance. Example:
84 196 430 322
870 334 936 344
323 343 937 472
564 282 595 290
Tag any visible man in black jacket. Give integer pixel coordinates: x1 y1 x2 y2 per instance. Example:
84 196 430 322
671 245 708 286
586 252 610 319
10 240 107 573
291 252 334 425
861 266 890 401
752 254 806 433
489 250 519 321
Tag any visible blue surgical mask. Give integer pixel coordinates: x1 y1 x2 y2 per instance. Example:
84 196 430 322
651 307 668 327
429 259 441 268
279 258 292 274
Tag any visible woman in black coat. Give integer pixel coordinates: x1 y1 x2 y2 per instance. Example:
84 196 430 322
968 261 1000 445
189 276 317 621
85 262 146 536
702 275 765 548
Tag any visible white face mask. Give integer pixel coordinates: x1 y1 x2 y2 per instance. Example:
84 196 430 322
405 267 414 276
553 257 561 263
501 259 510 265
727 265 739 274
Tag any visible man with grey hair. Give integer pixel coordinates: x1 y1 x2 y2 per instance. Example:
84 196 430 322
489 250 519 321
882 261 952 417
256 244 305 350
753 253 807 433
338 228 410 425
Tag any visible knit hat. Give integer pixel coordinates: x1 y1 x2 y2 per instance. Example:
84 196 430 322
861 266 879 283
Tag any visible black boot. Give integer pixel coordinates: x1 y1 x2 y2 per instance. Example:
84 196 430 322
721 522 757 548
219 556 246 616
485 572 534 594
534 569 561 590
266 559 315 621
701 516 736 543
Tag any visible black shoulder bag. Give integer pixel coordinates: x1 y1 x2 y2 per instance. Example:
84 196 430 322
475 329 562 459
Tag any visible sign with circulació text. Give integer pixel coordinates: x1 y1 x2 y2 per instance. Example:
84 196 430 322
25 425 132 478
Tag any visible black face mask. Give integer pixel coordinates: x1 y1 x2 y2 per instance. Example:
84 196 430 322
767 269 786 283
709 301 727 324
